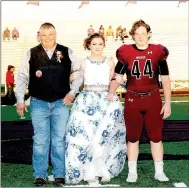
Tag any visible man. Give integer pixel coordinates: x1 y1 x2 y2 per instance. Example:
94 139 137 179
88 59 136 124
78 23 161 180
6 65 15 92
106 25 114 42
115 25 123 41
87 25 95 36
5 65 16 105
108 20 171 183
15 23 82 186
3 27 10 40
12 27 19 40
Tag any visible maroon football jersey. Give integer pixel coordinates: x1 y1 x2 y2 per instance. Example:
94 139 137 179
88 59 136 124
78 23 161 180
116 44 169 92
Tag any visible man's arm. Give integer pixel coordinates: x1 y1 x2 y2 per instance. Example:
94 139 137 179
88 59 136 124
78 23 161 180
62 49 83 105
109 47 127 94
109 80 121 94
158 56 171 119
68 48 83 97
158 58 171 104
15 50 30 104
160 75 171 119
161 75 171 104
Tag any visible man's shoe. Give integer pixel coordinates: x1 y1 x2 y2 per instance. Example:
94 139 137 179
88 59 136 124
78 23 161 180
53 178 65 186
33 178 46 186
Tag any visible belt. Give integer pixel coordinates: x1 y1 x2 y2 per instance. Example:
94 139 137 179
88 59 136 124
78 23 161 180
126 88 159 96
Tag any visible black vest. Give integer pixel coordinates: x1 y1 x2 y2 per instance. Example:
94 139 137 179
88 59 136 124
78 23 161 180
28 44 71 102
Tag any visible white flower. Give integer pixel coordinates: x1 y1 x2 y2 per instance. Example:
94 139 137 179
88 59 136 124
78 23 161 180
56 51 64 63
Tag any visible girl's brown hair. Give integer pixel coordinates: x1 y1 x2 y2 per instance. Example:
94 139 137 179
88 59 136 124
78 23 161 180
83 33 105 50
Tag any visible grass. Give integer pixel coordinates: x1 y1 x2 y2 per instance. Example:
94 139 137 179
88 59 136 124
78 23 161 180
119 160 189 187
1 141 189 187
140 141 189 155
1 161 189 187
1 96 189 121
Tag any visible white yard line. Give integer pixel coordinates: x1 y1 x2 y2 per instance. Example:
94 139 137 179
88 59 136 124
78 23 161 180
168 101 189 103
173 182 188 187
1 138 31 142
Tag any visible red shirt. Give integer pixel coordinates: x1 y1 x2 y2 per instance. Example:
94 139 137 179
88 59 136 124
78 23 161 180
116 44 169 92
6 71 14 86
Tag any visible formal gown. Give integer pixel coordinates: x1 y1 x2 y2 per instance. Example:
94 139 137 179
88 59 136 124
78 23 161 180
65 57 126 184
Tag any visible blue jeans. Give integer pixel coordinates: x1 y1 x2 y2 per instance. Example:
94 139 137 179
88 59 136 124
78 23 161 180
30 97 69 179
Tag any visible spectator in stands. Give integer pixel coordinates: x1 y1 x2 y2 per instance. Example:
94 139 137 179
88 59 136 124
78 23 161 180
12 27 19 40
106 25 114 41
4 65 16 105
15 22 82 187
109 19 171 183
87 25 95 36
115 25 123 41
6 65 15 94
3 27 10 40
65 33 126 186
121 28 129 43
98 25 105 37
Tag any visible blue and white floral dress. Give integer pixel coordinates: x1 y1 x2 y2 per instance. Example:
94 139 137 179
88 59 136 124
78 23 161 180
65 57 126 184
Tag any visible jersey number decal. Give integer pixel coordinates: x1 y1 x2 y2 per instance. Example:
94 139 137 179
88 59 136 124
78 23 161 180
131 59 153 79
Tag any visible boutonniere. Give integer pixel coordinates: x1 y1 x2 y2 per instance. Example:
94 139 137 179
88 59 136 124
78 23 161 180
56 50 64 63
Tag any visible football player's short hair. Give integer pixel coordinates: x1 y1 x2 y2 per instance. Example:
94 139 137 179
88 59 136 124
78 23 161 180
129 19 152 39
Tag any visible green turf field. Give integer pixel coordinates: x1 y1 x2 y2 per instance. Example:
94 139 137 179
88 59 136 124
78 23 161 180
1 97 189 187
1 141 189 187
1 96 189 121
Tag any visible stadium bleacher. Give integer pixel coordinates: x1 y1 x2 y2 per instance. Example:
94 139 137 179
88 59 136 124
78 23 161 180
1 30 188 97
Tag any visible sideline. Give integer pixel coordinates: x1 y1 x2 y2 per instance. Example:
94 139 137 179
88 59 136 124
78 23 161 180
173 182 188 187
